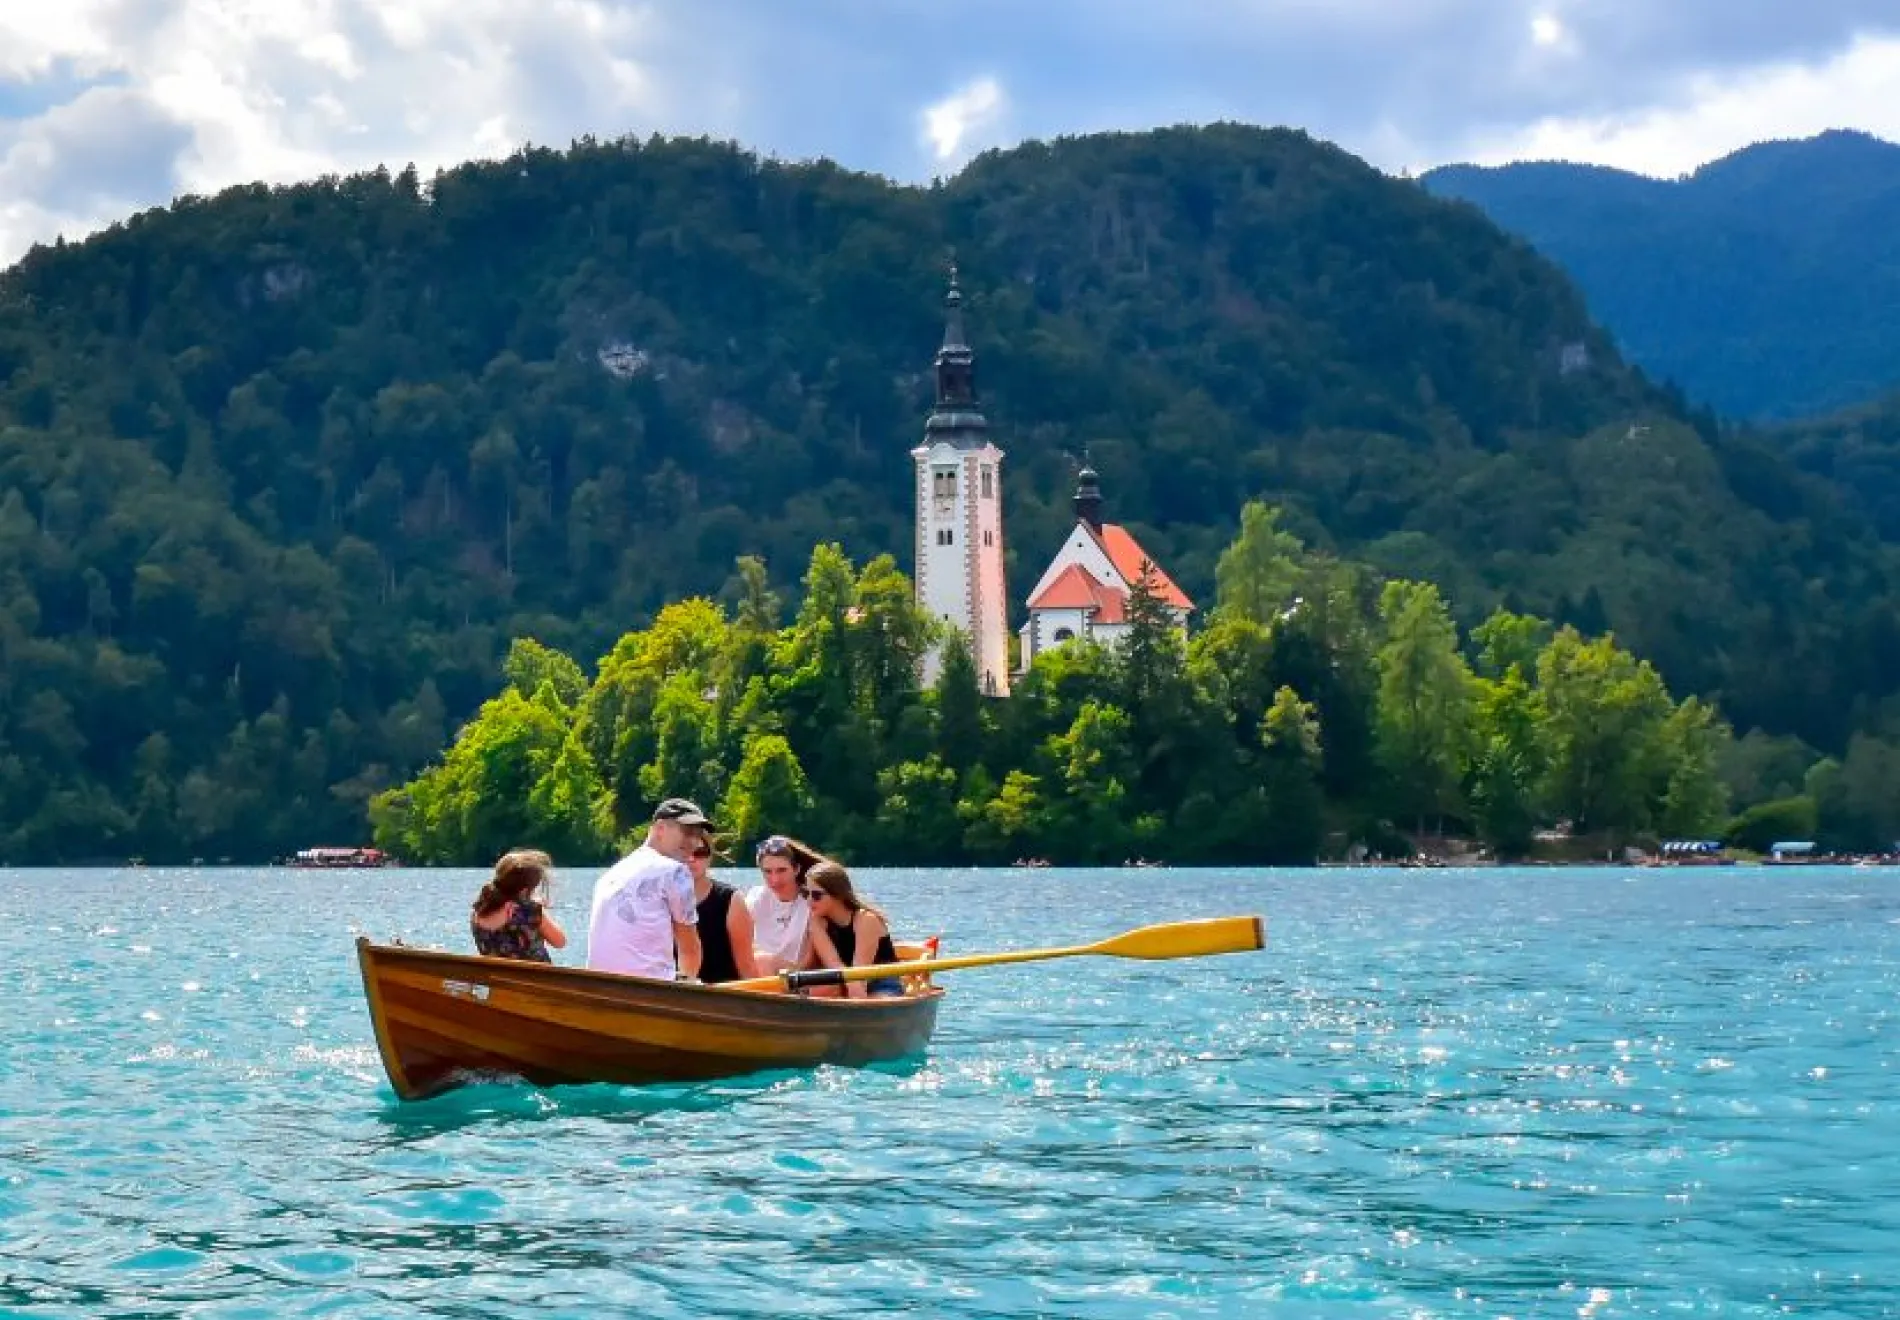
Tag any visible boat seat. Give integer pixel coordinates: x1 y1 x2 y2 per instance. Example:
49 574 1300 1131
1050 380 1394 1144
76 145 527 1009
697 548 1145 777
893 936 942 994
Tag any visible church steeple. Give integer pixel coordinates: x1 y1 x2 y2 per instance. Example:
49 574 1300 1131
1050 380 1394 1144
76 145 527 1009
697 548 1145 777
911 264 1010 698
926 263 987 443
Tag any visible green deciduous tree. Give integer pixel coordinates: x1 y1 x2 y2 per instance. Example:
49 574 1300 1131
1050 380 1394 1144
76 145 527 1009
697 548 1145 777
1373 580 1473 832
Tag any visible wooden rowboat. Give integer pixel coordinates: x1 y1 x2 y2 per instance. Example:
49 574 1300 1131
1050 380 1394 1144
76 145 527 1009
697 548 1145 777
355 937 944 1101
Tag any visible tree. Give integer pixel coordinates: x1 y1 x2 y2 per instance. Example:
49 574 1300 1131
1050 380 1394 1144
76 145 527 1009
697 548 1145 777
1116 561 1201 812
1537 627 1673 838
1257 685 1325 863
1724 796 1818 854
503 637 588 710
962 769 1045 863
1655 697 1730 839
718 732 815 848
1467 667 1547 857
1044 700 1138 862
934 628 986 774
525 727 614 861
1471 608 1552 680
1372 580 1472 832
1214 501 1306 625
637 673 721 809
870 756 964 863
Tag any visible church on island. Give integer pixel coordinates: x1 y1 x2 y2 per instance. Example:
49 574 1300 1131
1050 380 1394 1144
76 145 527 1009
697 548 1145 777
911 272 1192 694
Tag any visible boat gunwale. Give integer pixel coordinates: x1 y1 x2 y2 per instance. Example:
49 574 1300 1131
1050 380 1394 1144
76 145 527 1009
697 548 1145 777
356 937 946 1011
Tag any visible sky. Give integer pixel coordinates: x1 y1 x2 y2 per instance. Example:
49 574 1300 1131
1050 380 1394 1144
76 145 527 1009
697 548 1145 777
3 1 1900 265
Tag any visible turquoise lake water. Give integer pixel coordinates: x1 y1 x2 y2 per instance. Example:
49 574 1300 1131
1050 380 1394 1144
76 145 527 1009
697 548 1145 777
2 864 1896 1318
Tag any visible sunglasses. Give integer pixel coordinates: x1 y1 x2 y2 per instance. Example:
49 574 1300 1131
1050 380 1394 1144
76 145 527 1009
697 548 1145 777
802 888 828 901
692 846 712 859
755 835 793 861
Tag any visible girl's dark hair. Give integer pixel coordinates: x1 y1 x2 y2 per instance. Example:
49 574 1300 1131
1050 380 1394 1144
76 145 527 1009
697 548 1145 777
754 834 830 881
474 849 552 916
804 860 884 922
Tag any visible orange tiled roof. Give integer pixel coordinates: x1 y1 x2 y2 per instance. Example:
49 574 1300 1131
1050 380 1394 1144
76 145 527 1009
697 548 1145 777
1094 524 1194 610
1027 563 1128 623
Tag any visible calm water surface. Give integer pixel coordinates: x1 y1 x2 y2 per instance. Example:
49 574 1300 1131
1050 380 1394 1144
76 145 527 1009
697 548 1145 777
2 865 1896 1317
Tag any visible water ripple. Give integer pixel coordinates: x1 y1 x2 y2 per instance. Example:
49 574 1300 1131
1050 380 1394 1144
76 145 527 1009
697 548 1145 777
2 865 1897 1316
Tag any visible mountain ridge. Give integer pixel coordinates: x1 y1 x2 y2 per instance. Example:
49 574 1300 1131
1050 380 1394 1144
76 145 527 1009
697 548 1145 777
1422 129 1900 420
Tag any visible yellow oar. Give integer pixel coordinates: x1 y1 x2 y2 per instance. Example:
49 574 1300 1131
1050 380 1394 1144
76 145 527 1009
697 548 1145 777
722 914 1266 994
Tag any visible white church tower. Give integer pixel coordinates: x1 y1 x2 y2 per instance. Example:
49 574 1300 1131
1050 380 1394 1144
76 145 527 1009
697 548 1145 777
913 268 1010 696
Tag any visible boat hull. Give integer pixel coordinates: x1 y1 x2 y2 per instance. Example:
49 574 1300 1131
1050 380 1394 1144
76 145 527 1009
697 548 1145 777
356 939 942 1100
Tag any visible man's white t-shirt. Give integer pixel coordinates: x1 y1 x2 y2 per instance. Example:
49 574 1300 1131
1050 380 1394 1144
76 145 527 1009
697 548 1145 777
746 883 810 973
586 844 696 980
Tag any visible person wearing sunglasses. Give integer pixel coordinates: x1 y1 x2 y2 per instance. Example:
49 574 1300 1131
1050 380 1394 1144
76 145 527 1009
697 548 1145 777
685 835 758 984
745 835 827 976
585 797 706 982
801 861 904 998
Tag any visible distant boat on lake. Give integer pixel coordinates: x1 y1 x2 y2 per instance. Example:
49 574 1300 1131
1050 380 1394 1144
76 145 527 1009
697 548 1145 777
287 846 397 869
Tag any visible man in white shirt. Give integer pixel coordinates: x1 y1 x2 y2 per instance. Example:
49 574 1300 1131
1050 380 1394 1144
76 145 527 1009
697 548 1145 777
586 798 707 981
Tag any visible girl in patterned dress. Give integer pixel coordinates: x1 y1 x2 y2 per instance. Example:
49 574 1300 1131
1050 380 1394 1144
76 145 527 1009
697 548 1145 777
471 849 568 962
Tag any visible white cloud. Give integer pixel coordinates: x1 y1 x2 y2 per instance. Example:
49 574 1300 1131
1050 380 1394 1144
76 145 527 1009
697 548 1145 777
0 0 675 262
1459 31 1900 176
920 76 1007 165
2 1 1899 265
0 1 127 80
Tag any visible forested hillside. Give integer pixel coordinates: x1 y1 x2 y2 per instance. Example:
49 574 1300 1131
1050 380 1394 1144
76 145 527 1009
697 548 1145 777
1 123 1896 862
1424 129 1900 420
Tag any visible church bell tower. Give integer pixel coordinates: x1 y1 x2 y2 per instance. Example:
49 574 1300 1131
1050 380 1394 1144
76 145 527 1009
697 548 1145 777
912 267 1010 696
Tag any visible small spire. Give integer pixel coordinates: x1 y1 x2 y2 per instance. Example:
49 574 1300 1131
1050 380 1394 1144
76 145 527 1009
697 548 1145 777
1074 452 1104 531
941 260 967 353
924 258 985 439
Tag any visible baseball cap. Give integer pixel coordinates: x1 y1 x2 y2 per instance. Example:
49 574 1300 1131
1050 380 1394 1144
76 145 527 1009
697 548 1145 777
652 797 712 828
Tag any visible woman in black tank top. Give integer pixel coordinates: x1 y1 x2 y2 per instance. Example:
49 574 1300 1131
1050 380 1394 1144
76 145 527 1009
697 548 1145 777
687 838 757 984
802 861 905 998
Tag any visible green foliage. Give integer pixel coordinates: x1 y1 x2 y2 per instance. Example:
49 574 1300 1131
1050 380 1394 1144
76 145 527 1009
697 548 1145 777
0 124 1890 860
1536 629 1673 837
933 630 986 774
1655 698 1731 839
961 770 1045 864
869 756 964 863
1373 580 1473 828
1215 502 1305 625
718 732 816 848
1724 796 1819 854
504 638 589 710
1256 686 1326 864
370 534 1758 866
1805 735 1900 851
1467 667 1547 858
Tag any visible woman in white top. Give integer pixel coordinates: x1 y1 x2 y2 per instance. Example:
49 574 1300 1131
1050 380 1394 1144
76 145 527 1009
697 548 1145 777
745 835 826 975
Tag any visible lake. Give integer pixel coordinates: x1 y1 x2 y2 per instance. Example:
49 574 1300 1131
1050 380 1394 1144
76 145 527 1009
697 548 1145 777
2 864 1895 1317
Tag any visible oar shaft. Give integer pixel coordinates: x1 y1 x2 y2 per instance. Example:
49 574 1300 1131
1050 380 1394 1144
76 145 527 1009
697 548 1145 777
787 943 1092 990
716 914 1266 994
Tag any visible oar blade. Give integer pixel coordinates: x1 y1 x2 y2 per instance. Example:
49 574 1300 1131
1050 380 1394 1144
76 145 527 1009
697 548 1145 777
1094 915 1266 961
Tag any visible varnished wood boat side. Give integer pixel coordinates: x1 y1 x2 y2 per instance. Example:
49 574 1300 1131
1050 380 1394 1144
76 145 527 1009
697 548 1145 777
356 935 422 1099
356 938 942 1100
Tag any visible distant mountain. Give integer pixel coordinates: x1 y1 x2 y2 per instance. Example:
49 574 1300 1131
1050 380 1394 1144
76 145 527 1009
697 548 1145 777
1424 130 1900 420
